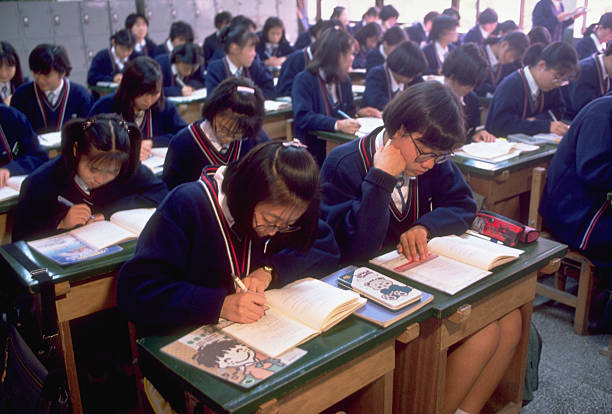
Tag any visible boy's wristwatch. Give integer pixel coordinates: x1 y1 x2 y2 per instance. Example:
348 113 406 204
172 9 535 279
263 265 276 281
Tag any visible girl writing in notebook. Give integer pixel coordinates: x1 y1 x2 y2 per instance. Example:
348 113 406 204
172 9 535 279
256 17 294 70
155 43 205 97
0 41 26 106
485 42 578 137
87 29 136 87
162 77 266 190
320 81 521 414
13 113 167 241
88 56 187 160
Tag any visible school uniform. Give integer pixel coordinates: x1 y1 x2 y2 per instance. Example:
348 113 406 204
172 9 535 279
463 25 487 46
475 44 519 97
134 37 157 58
11 80 93 134
117 164 340 330
422 42 456 76
88 94 187 147
276 46 312 97
162 120 266 189
320 127 477 263
365 44 386 73
0 77 28 103
532 0 572 42
155 53 205 97
87 48 132 86
485 67 565 136
202 32 222 67
205 56 276 99
255 32 294 63
152 39 173 57
12 155 168 241
575 33 605 60
362 64 422 111
0 104 48 176
291 69 356 165
463 91 482 140
352 45 370 69
406 22 427 46
565 54 610 119
539 96 612 267
293 32 314 50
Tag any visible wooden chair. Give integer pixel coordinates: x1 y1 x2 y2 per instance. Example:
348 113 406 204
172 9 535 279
528 167 596 335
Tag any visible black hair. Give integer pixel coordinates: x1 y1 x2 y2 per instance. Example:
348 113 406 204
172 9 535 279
382 26 407 47
201 77 265 141
478 8 498 25
223 141 320 251
492 19 518 36
380 5 399 22
29 44 72 77
363 7 379 19
125 13 149 30
387 41 427 78
523 42 579 77
193 339 242 368
606 41 612 57
307 27 354 83
584 12 612 37
0 41 24 88
330 6 346 20
220 23 259 54
170 43 204 67
307 19 338 40
61 113 141 179
383 81 465 150
484 31 530 57
527 26 551 45
169 21 194 43
354 22 382 49
229 15 257 31
262 17 288 44
442 8 460 22
111 29 136 49
424 11 440 24
430 15 459 42
214 11 233 29
116 56 164 121
442 43 489 87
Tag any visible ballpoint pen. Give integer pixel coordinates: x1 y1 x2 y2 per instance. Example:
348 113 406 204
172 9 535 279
57 195 96 220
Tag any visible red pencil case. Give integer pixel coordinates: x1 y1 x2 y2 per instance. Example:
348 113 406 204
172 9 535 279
471 211 540 247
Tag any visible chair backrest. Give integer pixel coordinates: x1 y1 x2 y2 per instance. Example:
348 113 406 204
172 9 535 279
528 167 547 231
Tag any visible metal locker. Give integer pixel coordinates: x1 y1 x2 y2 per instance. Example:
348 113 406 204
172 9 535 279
80 1 112 39
17 2 53 41
192 0 217 46
144 0 173 44
50 2 83 40
59 35 88 86
0 2 24 44
85 36 111 68
109 0 138 34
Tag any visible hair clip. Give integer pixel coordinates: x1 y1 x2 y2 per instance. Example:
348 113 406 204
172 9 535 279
236 85 255 94
82 119 95 131
282 138 308 149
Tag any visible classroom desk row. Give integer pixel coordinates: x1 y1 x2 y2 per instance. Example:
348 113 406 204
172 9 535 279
0 236 567 414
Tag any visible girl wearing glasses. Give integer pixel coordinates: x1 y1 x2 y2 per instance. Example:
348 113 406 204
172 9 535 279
162 77 266 190
320 81 522 414
12 114 167 241
485 42 578 137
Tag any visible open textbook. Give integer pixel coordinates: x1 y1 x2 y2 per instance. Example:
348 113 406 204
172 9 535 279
456 139 539 163
161 321 307 388
38 132 62 149
355 117 384 137
141 147 168 175
507 133 562 145
220 278 366 357
370 234 523 295
0 175 27 202
263 100 291 112
28 208 156 264
167 88 207 104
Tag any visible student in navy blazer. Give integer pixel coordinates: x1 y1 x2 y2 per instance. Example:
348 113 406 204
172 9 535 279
0 104 48 180
155 43 205 97
125 13 157 57
532 0 585 42
152 21 194 57
203 11 232 67
12 44 93 134
565 45 612 119
365 26 406 73
362 41 426 112
463 8 498 46
163 77 266 190
256 17 294 70
89 57 186 158
0 41 27 106
575 13 612 60
352 22 381 69
206 23 275 99
485 42 578 137
422 15 459 75
406 11 439 47
87 29 136 87
353 7 379 34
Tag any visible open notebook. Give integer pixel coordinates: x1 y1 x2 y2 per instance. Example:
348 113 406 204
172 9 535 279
506 133 562 145
0 175 27 202
264 100 291 112
167 88 207 104
355 117 384 137
141 148 167 175
456 139 539 163
38 132 62 149
370 234 523 295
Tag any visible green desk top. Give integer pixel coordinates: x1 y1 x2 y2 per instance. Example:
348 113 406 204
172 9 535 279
312 130 357 144
0 197 18 215
0 239 137 293
89 84 117 95
453 144 557 176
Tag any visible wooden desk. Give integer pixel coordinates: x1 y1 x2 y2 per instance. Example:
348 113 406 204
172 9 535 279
0 197 18 244
263 107 293 140
0 240 138 414
312 130 356 155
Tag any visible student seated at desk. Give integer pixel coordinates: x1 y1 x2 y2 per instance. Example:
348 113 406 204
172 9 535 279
13 114 167 241
492 19 519 38
155 43 205 97
463 7 498 46
125 13 156 58
353 6 380 34
527 26 552 46
422 15 459 76
87 29 136 87
206 22 276 100
0 103 48 184
203 11 232 68
475 31 529 97
11 44 93 134
406 11 439 47
152 21 194 57
565 42 612 119
485 42 578 137
163 77 265 190
256 17 294 71
0 41 27 106
574 12 612 60
365 26 406 73
89 57 187 160
379 4 399 32
442 43 496 143
540 95 612 334
352 22 382 69
362 40 426 113
320 82 522 414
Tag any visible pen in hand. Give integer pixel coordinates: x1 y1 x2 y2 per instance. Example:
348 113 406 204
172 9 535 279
57 195 96 221
232 273 249 293
548 110 558 122
337 109 352 119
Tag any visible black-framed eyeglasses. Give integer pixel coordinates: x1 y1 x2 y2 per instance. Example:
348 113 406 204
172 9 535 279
408 133 453 164
254 214 301 234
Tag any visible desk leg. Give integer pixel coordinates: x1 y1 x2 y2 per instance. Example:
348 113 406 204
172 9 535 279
58 319 83 414
346 369 393 414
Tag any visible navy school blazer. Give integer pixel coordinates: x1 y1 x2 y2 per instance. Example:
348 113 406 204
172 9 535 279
87 48 139 86
155 53 205 97
406 23 427 46
255 32 294 62
276 47 311 97
365 46 385 73
0 104 48 175
575 35 599 61
422 42 456 76
532 0 572 42
361 64 423 111
202 32 222 67
463 25 485 46
205 56 276 100
564 55 610 119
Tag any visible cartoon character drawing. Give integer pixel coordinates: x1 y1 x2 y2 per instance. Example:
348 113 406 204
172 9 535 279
365 277 412 301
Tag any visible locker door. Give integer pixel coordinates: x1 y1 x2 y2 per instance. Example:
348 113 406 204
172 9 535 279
50 2 82 39
85 36 111 72
109 0 138 34
0 2 24 46
81 1 111 39
192 0 216 46
18 2 53 42
144 0 173 45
